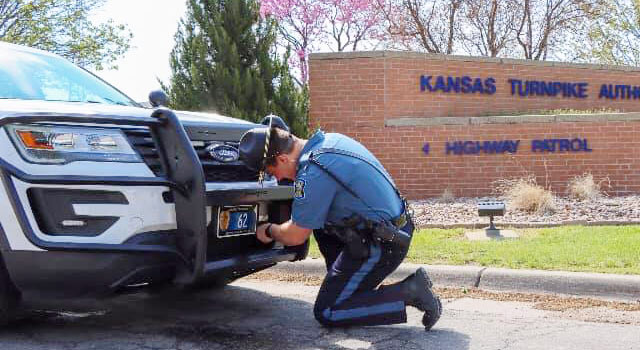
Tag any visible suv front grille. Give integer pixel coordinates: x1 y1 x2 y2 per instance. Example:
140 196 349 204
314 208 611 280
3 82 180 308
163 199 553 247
123 128 259 182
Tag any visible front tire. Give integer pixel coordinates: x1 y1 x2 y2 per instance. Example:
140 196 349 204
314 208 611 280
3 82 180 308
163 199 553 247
0 254 21 326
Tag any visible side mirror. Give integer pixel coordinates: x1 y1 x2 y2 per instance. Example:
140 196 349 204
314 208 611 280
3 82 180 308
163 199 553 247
260 114 290 132
149 90 169 107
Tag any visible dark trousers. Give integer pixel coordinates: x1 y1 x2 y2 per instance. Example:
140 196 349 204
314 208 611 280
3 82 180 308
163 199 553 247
312 220 414 327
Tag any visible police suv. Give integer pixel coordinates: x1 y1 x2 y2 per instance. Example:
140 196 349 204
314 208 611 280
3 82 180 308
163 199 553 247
0 42 305 323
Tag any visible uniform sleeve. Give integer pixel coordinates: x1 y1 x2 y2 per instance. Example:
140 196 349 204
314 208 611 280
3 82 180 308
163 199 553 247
291 165 337 229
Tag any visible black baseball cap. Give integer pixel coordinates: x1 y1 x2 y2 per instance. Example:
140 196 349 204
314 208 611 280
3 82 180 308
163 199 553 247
239 126 272 172
239 115 291 172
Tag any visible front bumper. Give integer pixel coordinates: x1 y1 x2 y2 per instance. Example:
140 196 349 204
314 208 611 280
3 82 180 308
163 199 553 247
0 109 302 294
1 243 299 297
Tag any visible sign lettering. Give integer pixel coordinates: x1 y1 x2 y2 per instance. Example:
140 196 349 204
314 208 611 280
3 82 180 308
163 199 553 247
426 139 592 156
420 75 496 95
420 76 640 101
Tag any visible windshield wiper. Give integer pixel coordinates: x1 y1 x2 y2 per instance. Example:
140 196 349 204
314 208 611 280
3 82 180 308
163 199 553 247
101 97 129 106
83 98 129 106
42 98 130 106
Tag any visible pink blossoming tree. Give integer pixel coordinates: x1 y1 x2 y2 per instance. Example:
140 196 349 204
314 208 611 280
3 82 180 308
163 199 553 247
260 0 385 83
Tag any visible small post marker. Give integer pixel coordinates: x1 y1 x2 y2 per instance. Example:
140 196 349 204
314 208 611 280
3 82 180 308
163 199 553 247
465 200 519 241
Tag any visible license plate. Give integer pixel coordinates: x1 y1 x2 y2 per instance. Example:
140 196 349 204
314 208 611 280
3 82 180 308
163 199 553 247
216 205 257 238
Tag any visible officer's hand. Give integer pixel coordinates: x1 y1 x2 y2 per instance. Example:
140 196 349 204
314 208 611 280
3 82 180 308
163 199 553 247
256 222 274 244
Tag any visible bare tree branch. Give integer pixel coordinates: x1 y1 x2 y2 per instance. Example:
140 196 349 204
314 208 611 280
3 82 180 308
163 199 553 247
378 0 461 53
460 0 518 57
514 0 601 60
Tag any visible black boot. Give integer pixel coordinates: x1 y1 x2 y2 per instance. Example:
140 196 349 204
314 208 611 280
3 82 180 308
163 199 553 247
401 267 442 331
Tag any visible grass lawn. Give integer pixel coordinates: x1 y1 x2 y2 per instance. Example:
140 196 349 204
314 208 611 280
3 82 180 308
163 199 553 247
307 225 640 275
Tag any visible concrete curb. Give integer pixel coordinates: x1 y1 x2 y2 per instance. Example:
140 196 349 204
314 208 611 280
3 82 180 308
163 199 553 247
271 259 640 302
417 220 640 229
479 268 640 301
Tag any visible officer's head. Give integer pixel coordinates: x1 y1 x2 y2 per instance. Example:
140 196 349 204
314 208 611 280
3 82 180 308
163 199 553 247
239 125 297 181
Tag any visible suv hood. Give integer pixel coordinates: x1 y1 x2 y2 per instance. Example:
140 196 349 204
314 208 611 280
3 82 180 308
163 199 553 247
0 99 256 126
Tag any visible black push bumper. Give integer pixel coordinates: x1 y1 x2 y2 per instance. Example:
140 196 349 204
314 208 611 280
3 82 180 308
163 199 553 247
0 109 300 294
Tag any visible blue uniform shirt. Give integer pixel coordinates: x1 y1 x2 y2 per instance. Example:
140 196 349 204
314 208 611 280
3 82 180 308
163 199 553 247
291 130 403 229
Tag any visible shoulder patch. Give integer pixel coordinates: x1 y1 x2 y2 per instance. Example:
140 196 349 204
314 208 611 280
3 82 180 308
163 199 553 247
294 179 306 199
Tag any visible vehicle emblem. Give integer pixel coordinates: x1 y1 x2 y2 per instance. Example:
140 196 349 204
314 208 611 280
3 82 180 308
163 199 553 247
206 144 240 163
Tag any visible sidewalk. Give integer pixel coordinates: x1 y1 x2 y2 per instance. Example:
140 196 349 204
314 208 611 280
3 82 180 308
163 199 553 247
271 258 640 302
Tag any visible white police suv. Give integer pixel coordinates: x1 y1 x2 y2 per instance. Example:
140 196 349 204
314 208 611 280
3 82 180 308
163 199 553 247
0 42 305 324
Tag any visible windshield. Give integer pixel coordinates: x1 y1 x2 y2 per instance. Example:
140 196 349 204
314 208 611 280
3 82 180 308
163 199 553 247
0 47 137 106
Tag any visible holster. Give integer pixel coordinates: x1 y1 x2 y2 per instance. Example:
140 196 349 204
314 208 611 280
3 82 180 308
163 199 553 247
325 216 371 259
326 212 413 259
370 220 411 249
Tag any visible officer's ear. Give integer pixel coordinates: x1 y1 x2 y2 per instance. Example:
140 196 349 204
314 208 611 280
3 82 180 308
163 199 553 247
274 153 289 165
284 153 297 164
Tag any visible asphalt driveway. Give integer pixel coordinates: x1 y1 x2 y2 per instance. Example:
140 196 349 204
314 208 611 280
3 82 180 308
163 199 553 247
0 279 638 350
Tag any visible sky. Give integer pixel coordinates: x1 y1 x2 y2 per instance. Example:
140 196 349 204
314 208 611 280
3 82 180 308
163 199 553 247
91 0 187 103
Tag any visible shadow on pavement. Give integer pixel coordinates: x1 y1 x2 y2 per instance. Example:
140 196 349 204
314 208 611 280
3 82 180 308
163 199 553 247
1 283 470 350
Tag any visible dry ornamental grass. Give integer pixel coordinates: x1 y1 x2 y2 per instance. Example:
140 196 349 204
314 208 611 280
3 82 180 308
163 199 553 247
489 172 612 216
493 175 556 215
439 188 455 203
567 173 610 200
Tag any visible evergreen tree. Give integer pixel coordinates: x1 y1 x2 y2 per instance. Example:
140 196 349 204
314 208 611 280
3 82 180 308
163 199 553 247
164 0 307 136
271 48 309 137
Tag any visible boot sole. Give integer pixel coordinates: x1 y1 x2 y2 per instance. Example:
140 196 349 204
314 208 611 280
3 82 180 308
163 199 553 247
422 297 442 331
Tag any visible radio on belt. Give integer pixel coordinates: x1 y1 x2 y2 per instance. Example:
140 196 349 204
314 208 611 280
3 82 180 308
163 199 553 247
477 200 505 234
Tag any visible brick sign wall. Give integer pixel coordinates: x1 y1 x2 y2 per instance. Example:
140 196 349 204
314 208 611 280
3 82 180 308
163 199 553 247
308 51 640 198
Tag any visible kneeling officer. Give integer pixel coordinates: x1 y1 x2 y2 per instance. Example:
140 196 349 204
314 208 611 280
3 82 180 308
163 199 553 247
239 120 441 330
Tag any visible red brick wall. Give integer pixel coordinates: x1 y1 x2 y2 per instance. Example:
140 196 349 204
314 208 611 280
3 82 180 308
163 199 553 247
309 52 640 198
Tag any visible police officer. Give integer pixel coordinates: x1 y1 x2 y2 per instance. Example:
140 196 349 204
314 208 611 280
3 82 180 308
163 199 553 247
239 121 441 330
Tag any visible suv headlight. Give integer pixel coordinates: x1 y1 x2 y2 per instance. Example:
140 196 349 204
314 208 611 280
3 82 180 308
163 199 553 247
6 124 141 164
